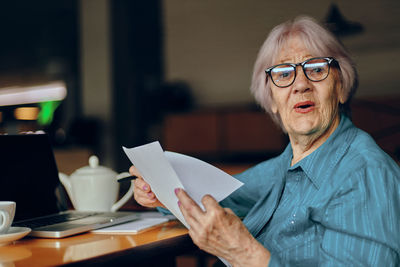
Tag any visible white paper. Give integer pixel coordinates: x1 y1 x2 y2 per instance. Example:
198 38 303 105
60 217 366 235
123 142 186 227
92 217 169 234
123 141 244 229
164 151 243 210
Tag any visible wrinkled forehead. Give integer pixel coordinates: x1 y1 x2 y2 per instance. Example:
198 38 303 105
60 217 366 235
276 36 311 63
272 32 328 64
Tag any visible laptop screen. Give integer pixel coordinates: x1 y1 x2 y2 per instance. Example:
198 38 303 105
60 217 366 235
0 134 61 221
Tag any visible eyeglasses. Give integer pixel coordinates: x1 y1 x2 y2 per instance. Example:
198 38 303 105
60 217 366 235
265 57 336 88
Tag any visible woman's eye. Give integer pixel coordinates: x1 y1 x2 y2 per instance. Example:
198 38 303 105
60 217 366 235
305 62 327 73
273 66 293 80
280 71 291 78
311 67 323 73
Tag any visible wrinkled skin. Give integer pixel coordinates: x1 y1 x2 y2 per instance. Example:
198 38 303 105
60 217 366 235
175 188 270 266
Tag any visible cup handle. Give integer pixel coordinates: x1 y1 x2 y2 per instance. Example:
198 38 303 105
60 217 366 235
111 172 135 212
0 210 10 232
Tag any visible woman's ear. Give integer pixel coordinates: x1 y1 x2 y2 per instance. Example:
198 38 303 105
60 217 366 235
335 73 346 104
269 87 279 113
338 84 346 104
339 94 346 104
271 96 278 114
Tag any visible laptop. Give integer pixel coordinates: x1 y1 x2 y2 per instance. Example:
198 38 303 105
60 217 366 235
0 133 140 238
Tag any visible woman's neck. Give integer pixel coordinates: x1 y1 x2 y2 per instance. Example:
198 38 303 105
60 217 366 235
289 115 341 166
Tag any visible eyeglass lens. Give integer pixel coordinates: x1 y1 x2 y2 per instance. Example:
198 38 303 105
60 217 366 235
270 58 330 87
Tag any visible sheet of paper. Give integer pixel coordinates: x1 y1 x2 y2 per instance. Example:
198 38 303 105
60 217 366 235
123 141 244 229
92 217 169 234
123 142 186 227
164 151 243 210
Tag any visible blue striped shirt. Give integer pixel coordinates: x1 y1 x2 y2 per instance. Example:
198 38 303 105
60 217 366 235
220 115 400 266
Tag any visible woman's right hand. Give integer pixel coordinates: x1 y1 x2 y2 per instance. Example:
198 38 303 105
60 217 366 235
129 166 165 208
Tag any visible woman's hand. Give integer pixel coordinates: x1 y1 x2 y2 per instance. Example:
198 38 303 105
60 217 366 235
175 188 270 267
129 166 165 208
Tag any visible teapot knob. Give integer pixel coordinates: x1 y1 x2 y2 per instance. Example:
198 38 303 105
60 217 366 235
89 155 99 168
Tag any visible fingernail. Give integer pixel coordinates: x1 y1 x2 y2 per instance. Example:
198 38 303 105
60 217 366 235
143 185 148 190
147 192 153 198
174 188 180 195
177 201 181 207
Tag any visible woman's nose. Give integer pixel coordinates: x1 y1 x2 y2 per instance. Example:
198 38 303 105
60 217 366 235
292 66 311 93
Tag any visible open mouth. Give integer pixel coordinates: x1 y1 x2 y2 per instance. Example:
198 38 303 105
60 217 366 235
294 101 315 112
299 104 312 108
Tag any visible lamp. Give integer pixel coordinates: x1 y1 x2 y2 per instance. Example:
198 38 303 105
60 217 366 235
0 81 66 107
324 3 364 37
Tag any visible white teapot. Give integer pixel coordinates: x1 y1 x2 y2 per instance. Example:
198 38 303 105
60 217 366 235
59 155 134 212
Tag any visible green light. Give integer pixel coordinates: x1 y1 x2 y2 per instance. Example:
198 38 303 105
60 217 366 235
37 101 61 125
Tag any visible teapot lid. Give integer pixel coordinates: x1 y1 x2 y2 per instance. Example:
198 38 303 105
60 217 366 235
73 155 116 176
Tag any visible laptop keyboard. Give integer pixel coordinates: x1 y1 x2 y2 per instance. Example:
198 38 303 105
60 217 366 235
13 212 101 229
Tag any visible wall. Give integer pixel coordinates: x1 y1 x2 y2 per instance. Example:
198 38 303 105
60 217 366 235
80 0 112 122
79 0 113 166
76 0 399 168
163 0 400 107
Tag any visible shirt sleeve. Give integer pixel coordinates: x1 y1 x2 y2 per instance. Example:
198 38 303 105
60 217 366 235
319 166 400 266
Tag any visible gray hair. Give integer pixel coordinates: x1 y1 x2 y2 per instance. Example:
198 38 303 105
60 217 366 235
250 16 358 127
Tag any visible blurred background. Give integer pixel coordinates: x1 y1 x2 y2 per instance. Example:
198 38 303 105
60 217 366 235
0 0 399 175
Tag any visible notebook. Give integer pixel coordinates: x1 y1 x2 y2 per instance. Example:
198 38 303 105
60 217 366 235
0 133 139 238
92 212 175 234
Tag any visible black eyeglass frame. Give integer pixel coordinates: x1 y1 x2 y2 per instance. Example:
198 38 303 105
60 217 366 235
265 57 337 88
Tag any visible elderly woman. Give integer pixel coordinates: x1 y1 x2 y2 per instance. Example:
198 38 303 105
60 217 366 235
130 16 400 266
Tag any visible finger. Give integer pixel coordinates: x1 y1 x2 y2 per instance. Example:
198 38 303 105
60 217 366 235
201 194 220 211
201 195 227 222
134 191 161 207
224 207 235 215
131 177 165 208
175 188 204 220
133 179 156 204
134 185 153 200
138 191 164 207
134 187 155 203
179 200 203 231
134 177 151 192
129 165 142 177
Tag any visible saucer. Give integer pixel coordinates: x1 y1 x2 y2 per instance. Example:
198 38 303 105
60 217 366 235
0 227 31 246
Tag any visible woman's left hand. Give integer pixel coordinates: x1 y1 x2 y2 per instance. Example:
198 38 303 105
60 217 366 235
175 188 270 267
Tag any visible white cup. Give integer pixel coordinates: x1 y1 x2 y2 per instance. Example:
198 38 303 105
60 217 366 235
0 201 16 235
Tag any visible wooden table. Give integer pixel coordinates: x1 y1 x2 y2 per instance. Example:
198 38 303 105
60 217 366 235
0 221 197 267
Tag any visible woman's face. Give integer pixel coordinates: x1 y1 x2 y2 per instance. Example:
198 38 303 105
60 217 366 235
270 36 344 140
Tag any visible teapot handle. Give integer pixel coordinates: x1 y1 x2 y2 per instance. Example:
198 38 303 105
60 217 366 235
111 172 135 212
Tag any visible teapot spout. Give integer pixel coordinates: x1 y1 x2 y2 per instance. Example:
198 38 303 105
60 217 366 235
58 173 77 208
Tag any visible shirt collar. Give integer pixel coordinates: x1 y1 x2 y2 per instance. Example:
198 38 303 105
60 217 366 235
287 115 357 189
